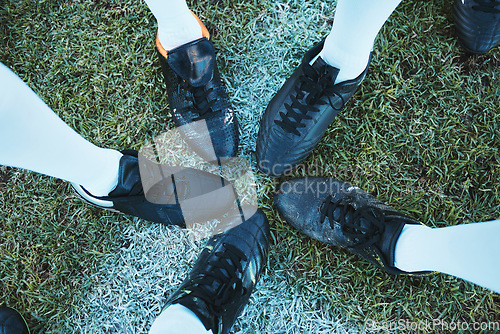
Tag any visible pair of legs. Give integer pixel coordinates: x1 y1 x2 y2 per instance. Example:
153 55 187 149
275 178 500 295
0 1 402 332
151 1 500 333
0 0 240 195
256 0 500 298
0 58 251 334
0 0 401 195
155 0 401 83
2 1 498 333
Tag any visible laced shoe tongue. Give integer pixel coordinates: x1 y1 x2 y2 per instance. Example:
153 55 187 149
192 84 220 118
202 273 227 301
176 292 215 331
304 56 342 109
196 249 245 306
274 56 341 135
327 199 382 246
108 155 143 197
331 199 360 224
310 56 339 82
172 272 230 332
176 252 243 332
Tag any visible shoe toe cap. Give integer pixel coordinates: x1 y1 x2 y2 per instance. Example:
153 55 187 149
274 178 357 243
0 307 29 334
256 133 312 177
274 188 334 243
274 178 323 225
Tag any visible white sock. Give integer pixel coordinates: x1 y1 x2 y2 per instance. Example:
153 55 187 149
149 304 212 334
0 63 122 197
144 0 203 51
320 0 402 83
395 220 500 294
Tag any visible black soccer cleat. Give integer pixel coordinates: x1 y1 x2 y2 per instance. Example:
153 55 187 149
72 150 186 226
162 209 270 334
274 177 433 276
0 307 29 334
256 39 370 177
156 15 239 159
73 150 238 226
454 0 500 54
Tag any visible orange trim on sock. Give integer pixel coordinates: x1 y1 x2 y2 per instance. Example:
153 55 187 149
192 11 210 40
156 11 210 59
156 32 169 59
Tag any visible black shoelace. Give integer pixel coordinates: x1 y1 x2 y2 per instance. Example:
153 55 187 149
188 243 247 316
182 81 218 120
319 195 386 248
274 62 345 136
472 0 500 13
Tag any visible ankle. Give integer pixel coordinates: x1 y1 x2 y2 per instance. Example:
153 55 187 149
157 14 203 51
320 35 371 84
319 48 370 84
149 303 212 334
80 149 122 197
394 224 434 272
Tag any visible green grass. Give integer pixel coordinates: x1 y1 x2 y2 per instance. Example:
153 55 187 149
1 0 499 333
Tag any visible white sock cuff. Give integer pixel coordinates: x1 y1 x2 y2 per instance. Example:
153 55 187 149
157 22 203 51
319 41 372 72
80 148 122 197
394 224 433 272
144 0 204 51
149 303 212 334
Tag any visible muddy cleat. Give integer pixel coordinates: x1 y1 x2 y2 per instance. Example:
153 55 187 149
256 40 370 177
162 209 270 334
156 14 239 159
454 0 500 54
0 307 29 334
274 177 432 275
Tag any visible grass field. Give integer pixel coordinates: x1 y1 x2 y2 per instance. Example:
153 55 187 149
1 0 499 333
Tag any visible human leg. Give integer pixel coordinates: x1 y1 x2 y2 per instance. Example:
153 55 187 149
143 0 202 51
0 63 187 225
149 304 211 334
0 63 122 197
256 0 403 176
321 0 402 83
149 209 270 334
274 177 500 294
395 219 500 293
145 1 239 159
